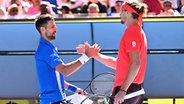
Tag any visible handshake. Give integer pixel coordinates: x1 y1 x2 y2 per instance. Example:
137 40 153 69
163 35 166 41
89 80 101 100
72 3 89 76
76 42 101 59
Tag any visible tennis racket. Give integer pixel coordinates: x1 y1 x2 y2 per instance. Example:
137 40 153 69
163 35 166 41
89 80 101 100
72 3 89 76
80 72 115 104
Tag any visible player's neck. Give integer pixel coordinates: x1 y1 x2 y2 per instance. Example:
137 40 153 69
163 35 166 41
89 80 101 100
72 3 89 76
126 19 138 27
41 36 52 43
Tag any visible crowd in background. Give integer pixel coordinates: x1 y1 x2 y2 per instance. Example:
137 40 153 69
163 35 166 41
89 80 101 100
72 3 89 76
0 0 184 19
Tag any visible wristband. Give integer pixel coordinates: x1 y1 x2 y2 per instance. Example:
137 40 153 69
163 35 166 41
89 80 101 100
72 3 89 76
120 88 127 92
78 54 89 64
68 85 77 92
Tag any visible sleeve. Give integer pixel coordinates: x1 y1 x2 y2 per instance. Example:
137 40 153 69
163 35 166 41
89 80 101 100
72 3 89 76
41 47 62 68
124 29 141 53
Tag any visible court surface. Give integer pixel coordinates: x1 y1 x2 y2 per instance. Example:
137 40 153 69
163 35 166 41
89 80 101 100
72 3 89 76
1 98 184 104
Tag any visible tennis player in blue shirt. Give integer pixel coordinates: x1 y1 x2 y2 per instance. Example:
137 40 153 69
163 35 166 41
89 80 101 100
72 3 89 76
34 14 93 104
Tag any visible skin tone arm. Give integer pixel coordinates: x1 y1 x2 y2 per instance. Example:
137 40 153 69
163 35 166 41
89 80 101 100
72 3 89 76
77 42 117 69
114 51 140 104
55 59 84 77
55 43 93 77
94 53 117 70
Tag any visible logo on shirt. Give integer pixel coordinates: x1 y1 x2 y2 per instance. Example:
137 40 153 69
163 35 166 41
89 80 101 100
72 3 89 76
132 41 136 47
50 51 60 58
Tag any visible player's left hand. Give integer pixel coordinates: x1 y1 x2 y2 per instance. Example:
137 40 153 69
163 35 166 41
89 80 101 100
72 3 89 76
76 87 88 95
114 90 126 104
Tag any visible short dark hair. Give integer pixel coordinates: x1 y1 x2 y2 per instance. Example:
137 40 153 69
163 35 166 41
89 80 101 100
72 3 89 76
35 14 54 33
163 1 172 7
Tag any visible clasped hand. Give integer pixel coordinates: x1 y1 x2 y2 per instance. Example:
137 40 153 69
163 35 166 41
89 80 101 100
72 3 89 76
76 42 101 58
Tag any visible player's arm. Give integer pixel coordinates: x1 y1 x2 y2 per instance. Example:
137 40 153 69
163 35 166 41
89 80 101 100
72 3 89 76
94 53 117 70
77 42 117 70
55 54 89 76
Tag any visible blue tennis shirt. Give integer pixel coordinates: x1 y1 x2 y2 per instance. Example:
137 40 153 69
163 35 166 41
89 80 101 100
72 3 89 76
35 38 66 104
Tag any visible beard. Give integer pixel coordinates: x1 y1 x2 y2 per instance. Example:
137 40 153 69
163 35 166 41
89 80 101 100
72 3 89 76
45 31 56 40
121 16 126 24
121 20 125 24
47 35 55 40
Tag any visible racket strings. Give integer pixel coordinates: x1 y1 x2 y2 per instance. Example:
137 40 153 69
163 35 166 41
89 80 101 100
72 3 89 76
80 72 115 104
91 73 115 95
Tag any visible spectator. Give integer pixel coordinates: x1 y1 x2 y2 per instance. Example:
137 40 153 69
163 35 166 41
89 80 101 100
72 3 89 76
68 0 83 13
110 0 124 17
87 3 100 17
158 0 180 16
81 0 107 13
57 0 83 14
57 4 74 18
10 0 28 14
27 0 41 16
27 1 56 19
7 3 23 19
40 1 56 15
40 3 50 14
111 0 124 13
42 0 58 13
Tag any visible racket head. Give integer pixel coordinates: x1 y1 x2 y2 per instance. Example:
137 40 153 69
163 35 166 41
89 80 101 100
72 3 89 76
90 72 115 96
